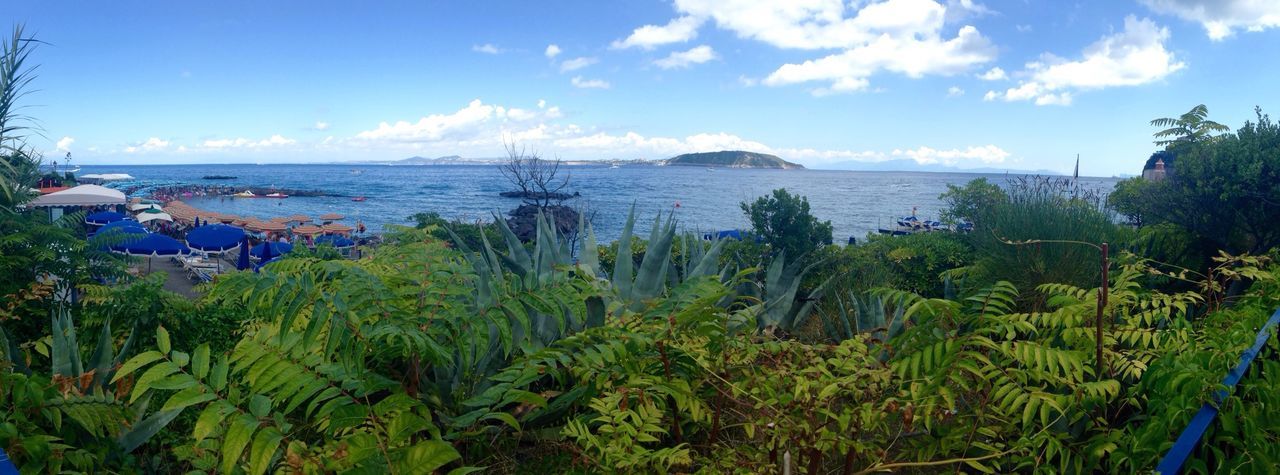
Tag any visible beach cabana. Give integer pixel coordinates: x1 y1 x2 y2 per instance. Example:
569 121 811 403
251 242 292 259
315 235 355 248
186 224 246 253
288 214 312 224
250 221 287 234
27 184 126 208
319 212 344 222
86 211 127 225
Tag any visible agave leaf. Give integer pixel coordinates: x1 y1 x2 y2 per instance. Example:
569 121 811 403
613 205 637 302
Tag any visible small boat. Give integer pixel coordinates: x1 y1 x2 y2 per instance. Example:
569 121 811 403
351 196 367 202
233 190 256 198
610 164 621 169
264 192 289 199
350 169 363 175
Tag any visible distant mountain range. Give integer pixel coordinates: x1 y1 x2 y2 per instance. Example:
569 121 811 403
350 153 1060 175
818 159 1063 175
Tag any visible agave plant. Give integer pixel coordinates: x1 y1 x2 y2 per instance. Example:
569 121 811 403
0 292 175 472
750 252 831 334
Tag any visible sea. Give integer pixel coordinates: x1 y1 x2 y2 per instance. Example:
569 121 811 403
79 164 1121 243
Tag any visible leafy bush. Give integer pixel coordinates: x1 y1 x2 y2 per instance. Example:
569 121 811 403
939 177 1006 224
740 188 833 262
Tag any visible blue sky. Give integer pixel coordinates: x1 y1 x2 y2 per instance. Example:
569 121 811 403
6 0 1280 175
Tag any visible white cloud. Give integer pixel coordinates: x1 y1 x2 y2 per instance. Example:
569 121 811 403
764 25 995 95
1140 0 1280 40
355 99 552 143
947 86 964 97
653 45 718 69
988 16 1184 105
891 145 1009 165
124 137 170 154
544 44 561 59
1016 24 1033 32
537 99 547 108
611 15 703 50
201 135 297 150
983 90 998 101
977 66 1007 80
656 0 996 94
312 121 330 131
56 136 74 152
570 76 611 89
559 56 598 73
472 44 502 54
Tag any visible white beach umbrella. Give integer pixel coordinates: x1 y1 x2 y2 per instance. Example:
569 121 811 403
136 212 173 223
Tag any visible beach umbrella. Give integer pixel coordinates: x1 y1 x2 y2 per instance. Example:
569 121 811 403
250 241 291 259
91 219 146 237
314 235 355 248
319 212 344 221
269 216 291 223
136 210 173 223
236 236 252 270
113 233 189 257
129 203 160 212
289 214 311 224
293 224 322 236
186 224 246 253
322 223 354 235
112 233 190 273
254 255 282 273
86 211 127 225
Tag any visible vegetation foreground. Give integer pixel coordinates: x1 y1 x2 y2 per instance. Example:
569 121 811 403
5 25 1280 474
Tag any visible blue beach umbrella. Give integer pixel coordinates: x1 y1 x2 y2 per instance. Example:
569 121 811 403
112 233 190 257
254 255 282 273
86 211 127 225
186 224 246 253
314 235 354 248
111 233 190 272
91 220 147 237
236 236 252 270
250 242 291 259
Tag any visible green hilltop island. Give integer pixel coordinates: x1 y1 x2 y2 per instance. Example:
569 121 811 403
661 150 805 169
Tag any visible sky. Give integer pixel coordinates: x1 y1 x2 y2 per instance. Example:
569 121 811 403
5 0 1280 175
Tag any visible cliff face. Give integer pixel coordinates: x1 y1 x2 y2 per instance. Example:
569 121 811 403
663 151 804 169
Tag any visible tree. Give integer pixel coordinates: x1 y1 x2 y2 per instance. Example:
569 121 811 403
1150 104 1230 150
1140 107 1280 255
938 177 1007 224
498 139 571 209
740 188 832 261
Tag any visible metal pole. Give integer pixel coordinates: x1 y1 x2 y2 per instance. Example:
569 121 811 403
1096 242 1109 380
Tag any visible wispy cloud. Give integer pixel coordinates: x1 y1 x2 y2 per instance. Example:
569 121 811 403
570 76 610 89
559 56 598 73
544 44 561 59
611 15 703 50
471 43 502 54
654 45 717 69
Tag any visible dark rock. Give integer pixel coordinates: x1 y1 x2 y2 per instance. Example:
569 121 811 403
506 204 579 241
499 190 580 200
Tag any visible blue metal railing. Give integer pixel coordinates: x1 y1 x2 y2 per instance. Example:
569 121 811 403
1155 307 1280 474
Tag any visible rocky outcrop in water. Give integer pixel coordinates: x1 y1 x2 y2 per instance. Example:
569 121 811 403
506 204 579 241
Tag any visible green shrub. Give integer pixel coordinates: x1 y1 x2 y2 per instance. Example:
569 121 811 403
740 188 833 262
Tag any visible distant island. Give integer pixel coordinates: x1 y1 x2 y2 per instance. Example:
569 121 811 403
661 151 804 169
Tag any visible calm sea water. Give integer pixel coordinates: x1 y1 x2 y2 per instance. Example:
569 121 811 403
80 164 1119 243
